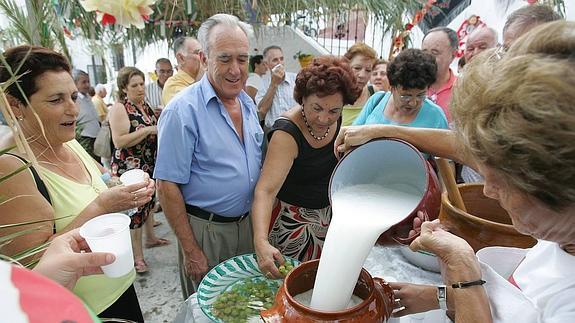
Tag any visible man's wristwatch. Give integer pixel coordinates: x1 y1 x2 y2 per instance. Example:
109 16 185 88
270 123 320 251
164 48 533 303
437 285 447 310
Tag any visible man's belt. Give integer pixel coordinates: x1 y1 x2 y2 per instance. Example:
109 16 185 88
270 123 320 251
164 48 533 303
185 204 248 223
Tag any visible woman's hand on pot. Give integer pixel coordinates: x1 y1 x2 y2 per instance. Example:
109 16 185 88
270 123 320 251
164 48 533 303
333 125 392 158
334 126 376 157
389 282 438 317
410 220 475 267
407 211 426 239
94 176 155 213
255 239 284 279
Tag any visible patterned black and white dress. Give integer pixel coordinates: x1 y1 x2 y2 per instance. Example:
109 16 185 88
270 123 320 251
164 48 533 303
111 98 157 229
267 117 340 262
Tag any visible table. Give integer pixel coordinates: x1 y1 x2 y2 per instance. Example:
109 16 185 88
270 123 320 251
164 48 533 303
174 246 449 323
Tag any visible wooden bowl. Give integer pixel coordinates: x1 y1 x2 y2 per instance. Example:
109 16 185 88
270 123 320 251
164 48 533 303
439 183 536 252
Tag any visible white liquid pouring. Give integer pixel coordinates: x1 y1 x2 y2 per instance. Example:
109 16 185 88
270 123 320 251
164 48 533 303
310 183 421 311
294 288 363 309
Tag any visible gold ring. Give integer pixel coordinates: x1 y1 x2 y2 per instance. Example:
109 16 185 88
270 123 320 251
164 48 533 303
266 272 272 278
133 193 137 201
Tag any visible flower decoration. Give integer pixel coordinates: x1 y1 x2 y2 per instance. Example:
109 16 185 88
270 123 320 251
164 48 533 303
391 0 437 57
80 0 156 29
100 13 117 26
456 15 486 57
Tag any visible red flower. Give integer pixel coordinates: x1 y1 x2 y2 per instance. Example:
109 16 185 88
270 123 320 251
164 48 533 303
413 12 424 23
101 13 116 26
405 23 414 31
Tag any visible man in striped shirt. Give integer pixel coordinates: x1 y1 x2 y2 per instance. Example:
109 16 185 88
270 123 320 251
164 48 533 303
145 58 173 113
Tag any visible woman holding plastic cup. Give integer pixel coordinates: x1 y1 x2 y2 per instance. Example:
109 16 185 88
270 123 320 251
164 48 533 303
0 46 153 321
109 66 168 274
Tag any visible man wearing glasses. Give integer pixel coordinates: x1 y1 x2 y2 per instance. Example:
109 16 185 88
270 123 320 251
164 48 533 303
162 37 204 105
146 58 173 112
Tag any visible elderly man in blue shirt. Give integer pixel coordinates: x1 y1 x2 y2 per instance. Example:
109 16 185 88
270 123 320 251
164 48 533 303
154 14 263 299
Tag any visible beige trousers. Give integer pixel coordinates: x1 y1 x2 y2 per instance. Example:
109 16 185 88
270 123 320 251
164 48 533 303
179 212 254 299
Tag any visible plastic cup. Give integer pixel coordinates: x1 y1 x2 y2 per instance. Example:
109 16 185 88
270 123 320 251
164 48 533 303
119 169 145 186
79 213 133 278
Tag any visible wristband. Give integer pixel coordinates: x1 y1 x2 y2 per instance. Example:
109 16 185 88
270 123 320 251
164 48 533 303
451 279 486 289
437 285 447 310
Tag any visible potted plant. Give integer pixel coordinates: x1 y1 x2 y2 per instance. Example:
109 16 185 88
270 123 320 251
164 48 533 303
294 51 314 68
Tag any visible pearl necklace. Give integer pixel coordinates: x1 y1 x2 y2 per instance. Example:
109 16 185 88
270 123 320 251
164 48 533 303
301 106 330 141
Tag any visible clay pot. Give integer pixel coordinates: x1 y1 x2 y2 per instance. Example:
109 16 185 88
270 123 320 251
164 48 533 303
261 259 394 322
439 183 537 252
330 138 441 246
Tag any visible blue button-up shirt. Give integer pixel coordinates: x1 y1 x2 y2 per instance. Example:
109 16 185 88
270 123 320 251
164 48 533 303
154 75 263 217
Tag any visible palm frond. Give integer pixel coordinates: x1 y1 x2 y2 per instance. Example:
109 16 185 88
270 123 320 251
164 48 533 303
0 162 31 183
0 214 75 230
11 241 50 267
0 0 34 44
0 226 46 247
0 145 17 156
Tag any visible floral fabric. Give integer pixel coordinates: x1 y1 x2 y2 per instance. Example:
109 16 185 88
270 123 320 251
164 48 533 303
111 99 157 228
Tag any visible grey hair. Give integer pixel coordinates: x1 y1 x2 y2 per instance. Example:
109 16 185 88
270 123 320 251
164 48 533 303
94 83 106 93
503 4 562 33
71 69 88 82
424 27 459 51
470 27 499 47
263 45 282 58
197 13 253 56
173 36 191 54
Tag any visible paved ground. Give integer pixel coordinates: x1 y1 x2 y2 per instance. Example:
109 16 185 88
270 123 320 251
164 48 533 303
134 212 183 322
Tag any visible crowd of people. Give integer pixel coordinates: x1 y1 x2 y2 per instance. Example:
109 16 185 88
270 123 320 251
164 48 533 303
0 3 573 322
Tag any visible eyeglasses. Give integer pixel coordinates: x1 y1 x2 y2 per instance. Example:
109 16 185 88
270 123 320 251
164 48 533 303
489 45 508 61
157 69 174 75
398 93 427 102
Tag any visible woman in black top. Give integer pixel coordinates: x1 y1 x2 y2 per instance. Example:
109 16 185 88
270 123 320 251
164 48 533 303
252 56 361 278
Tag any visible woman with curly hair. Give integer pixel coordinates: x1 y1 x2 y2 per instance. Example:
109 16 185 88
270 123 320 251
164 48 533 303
353 48 448 131
252 56 361 277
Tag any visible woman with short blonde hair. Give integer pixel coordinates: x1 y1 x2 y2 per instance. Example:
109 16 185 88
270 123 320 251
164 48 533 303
389 21 575 322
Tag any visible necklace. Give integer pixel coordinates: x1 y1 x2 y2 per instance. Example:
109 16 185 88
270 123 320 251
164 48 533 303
35 145 99 192
301 106 330 141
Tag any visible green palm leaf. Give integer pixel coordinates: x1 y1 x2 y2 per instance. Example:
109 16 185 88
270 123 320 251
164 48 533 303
0 0 35 44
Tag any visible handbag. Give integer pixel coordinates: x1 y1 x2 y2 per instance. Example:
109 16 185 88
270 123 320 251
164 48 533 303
93 120 112 158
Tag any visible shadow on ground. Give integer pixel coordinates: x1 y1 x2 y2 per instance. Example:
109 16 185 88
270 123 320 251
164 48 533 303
134 212 183 322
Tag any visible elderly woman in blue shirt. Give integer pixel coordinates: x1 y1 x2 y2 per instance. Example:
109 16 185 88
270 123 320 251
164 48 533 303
353 49 448 131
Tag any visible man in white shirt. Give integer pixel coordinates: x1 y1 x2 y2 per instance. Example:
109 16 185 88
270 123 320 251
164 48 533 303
245 55 266 103
255 45 297 129
145 58 173 112
73 69 101 160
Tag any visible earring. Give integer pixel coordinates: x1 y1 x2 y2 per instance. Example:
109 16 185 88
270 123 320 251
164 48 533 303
17 115 24 121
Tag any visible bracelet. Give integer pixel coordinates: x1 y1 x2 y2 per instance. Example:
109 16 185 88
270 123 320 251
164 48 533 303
451 279 486 289
437 285 447 310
